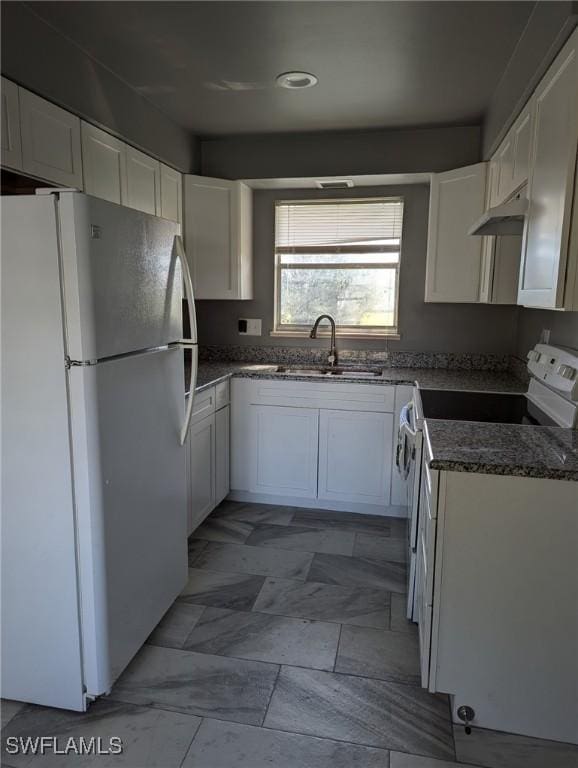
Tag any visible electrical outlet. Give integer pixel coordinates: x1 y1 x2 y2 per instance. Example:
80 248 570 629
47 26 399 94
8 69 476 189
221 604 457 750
238 318 262 336
540 328 551 344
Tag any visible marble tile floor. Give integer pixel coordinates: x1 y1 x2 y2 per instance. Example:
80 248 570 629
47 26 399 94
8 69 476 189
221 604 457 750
3 501 578 768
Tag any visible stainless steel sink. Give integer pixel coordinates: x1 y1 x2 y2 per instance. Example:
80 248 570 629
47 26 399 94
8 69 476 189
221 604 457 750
276 365 382 378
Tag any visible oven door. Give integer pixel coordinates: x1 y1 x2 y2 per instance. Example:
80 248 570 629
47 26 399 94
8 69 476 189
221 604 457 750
399 399 423 621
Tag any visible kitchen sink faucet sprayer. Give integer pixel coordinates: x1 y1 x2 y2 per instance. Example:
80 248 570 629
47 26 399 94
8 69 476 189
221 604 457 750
310 314 338 366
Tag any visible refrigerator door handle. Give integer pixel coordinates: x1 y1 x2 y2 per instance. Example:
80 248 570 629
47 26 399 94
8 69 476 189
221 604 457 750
181 345 198 445
173 235 198 446
174 235 197 342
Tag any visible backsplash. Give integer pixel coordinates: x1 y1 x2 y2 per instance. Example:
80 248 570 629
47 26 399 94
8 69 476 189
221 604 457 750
199 344 512 371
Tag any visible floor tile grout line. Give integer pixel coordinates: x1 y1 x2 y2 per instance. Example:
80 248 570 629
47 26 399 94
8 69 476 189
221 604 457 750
333 623 343 672
182 562 309 583
125 642 424 693
176 712 204 768
194 533 359 559
260 664 282 727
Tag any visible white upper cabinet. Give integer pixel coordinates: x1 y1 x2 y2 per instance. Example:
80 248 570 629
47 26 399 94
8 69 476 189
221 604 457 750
183 175 253 300
19 88 83 188
518 28 578 309
494 133 514 205
1 77 22 171
81 121 127 205
510 102 534 196
425 162 487 303
159 163 182 224
492 101 534 206
126 145 161 215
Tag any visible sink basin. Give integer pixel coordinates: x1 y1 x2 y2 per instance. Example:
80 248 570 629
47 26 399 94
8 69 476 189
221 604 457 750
276 365 382 378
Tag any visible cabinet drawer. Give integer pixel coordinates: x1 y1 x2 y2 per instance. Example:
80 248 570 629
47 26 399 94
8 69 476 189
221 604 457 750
191 386 216 425
215 379 230 410
249 379 395 412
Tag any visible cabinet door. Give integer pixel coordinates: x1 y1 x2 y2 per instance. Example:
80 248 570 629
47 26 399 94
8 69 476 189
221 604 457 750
519 31 578 308
495 134 515 204
510 101 534 194
183 175 253 299
159 163 182 224
126 145 161 215
19 88 83 188
1 78 22 171
250 405 318 498
81 122 127 205
188 413 216 533
318 410 392 505
425 163 486 302
215 405 230 506
479 158 500 302
491 235 521 304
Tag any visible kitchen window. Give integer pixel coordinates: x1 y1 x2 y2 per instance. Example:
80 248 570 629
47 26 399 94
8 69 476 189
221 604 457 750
273 197 404 337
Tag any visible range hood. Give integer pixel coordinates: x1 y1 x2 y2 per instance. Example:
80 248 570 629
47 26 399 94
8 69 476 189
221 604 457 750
468 194 528 236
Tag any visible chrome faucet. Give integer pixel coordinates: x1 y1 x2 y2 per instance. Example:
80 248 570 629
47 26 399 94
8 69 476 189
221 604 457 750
310 314 338 366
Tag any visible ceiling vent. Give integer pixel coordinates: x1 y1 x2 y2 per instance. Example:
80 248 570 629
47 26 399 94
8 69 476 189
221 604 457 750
315 180 354 190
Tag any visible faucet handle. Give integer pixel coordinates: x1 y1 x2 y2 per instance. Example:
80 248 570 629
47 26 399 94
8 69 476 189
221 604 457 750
327 354 336 365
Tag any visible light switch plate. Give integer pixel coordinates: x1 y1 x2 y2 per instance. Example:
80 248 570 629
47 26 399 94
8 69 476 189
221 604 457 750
239 318 262 336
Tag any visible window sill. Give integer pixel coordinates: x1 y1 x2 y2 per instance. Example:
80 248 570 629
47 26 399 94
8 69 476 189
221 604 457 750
270 330 401 341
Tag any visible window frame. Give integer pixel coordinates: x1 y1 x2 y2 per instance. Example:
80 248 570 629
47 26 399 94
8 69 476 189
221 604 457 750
272 196 404 339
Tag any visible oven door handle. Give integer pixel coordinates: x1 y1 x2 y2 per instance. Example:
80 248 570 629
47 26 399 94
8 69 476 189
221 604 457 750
400 402 418 438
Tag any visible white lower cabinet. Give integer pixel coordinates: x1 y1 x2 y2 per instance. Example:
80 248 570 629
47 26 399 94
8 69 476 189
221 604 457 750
232 379 396 512
186 384 230 535
215 405 230 506
188 413 215 533
250 405 319 498
420 456 578 744
318 409 392 505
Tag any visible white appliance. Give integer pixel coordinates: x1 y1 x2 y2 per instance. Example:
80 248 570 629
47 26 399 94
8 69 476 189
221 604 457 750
1 190 198 711
399 343 578 623
396 396 423 621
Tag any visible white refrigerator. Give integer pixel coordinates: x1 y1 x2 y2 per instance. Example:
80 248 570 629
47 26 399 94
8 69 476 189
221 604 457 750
1 190 198 711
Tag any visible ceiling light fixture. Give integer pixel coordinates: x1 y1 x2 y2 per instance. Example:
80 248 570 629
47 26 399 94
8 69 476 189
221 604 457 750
276 71 318 90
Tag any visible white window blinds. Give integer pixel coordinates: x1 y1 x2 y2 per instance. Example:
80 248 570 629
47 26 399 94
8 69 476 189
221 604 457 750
275 198 403 253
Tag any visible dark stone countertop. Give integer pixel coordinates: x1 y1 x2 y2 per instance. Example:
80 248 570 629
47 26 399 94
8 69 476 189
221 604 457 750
425 419 578 482
191 361 527 395
189 360 577 482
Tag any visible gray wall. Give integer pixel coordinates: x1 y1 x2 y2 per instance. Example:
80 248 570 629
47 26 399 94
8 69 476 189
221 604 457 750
483 1 578 158
1 2 199 172
200 126 481 180
515 309 578 357
196 184 519 354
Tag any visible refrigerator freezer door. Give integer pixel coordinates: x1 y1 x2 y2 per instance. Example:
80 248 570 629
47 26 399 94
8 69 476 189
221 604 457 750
58 192 182 361
68 346 188 695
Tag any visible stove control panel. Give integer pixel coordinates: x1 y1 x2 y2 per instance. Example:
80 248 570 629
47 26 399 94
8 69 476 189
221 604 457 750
527 344 578 401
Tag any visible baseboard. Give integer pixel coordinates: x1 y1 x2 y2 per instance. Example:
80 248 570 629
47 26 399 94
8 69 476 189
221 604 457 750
227 490 409 518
